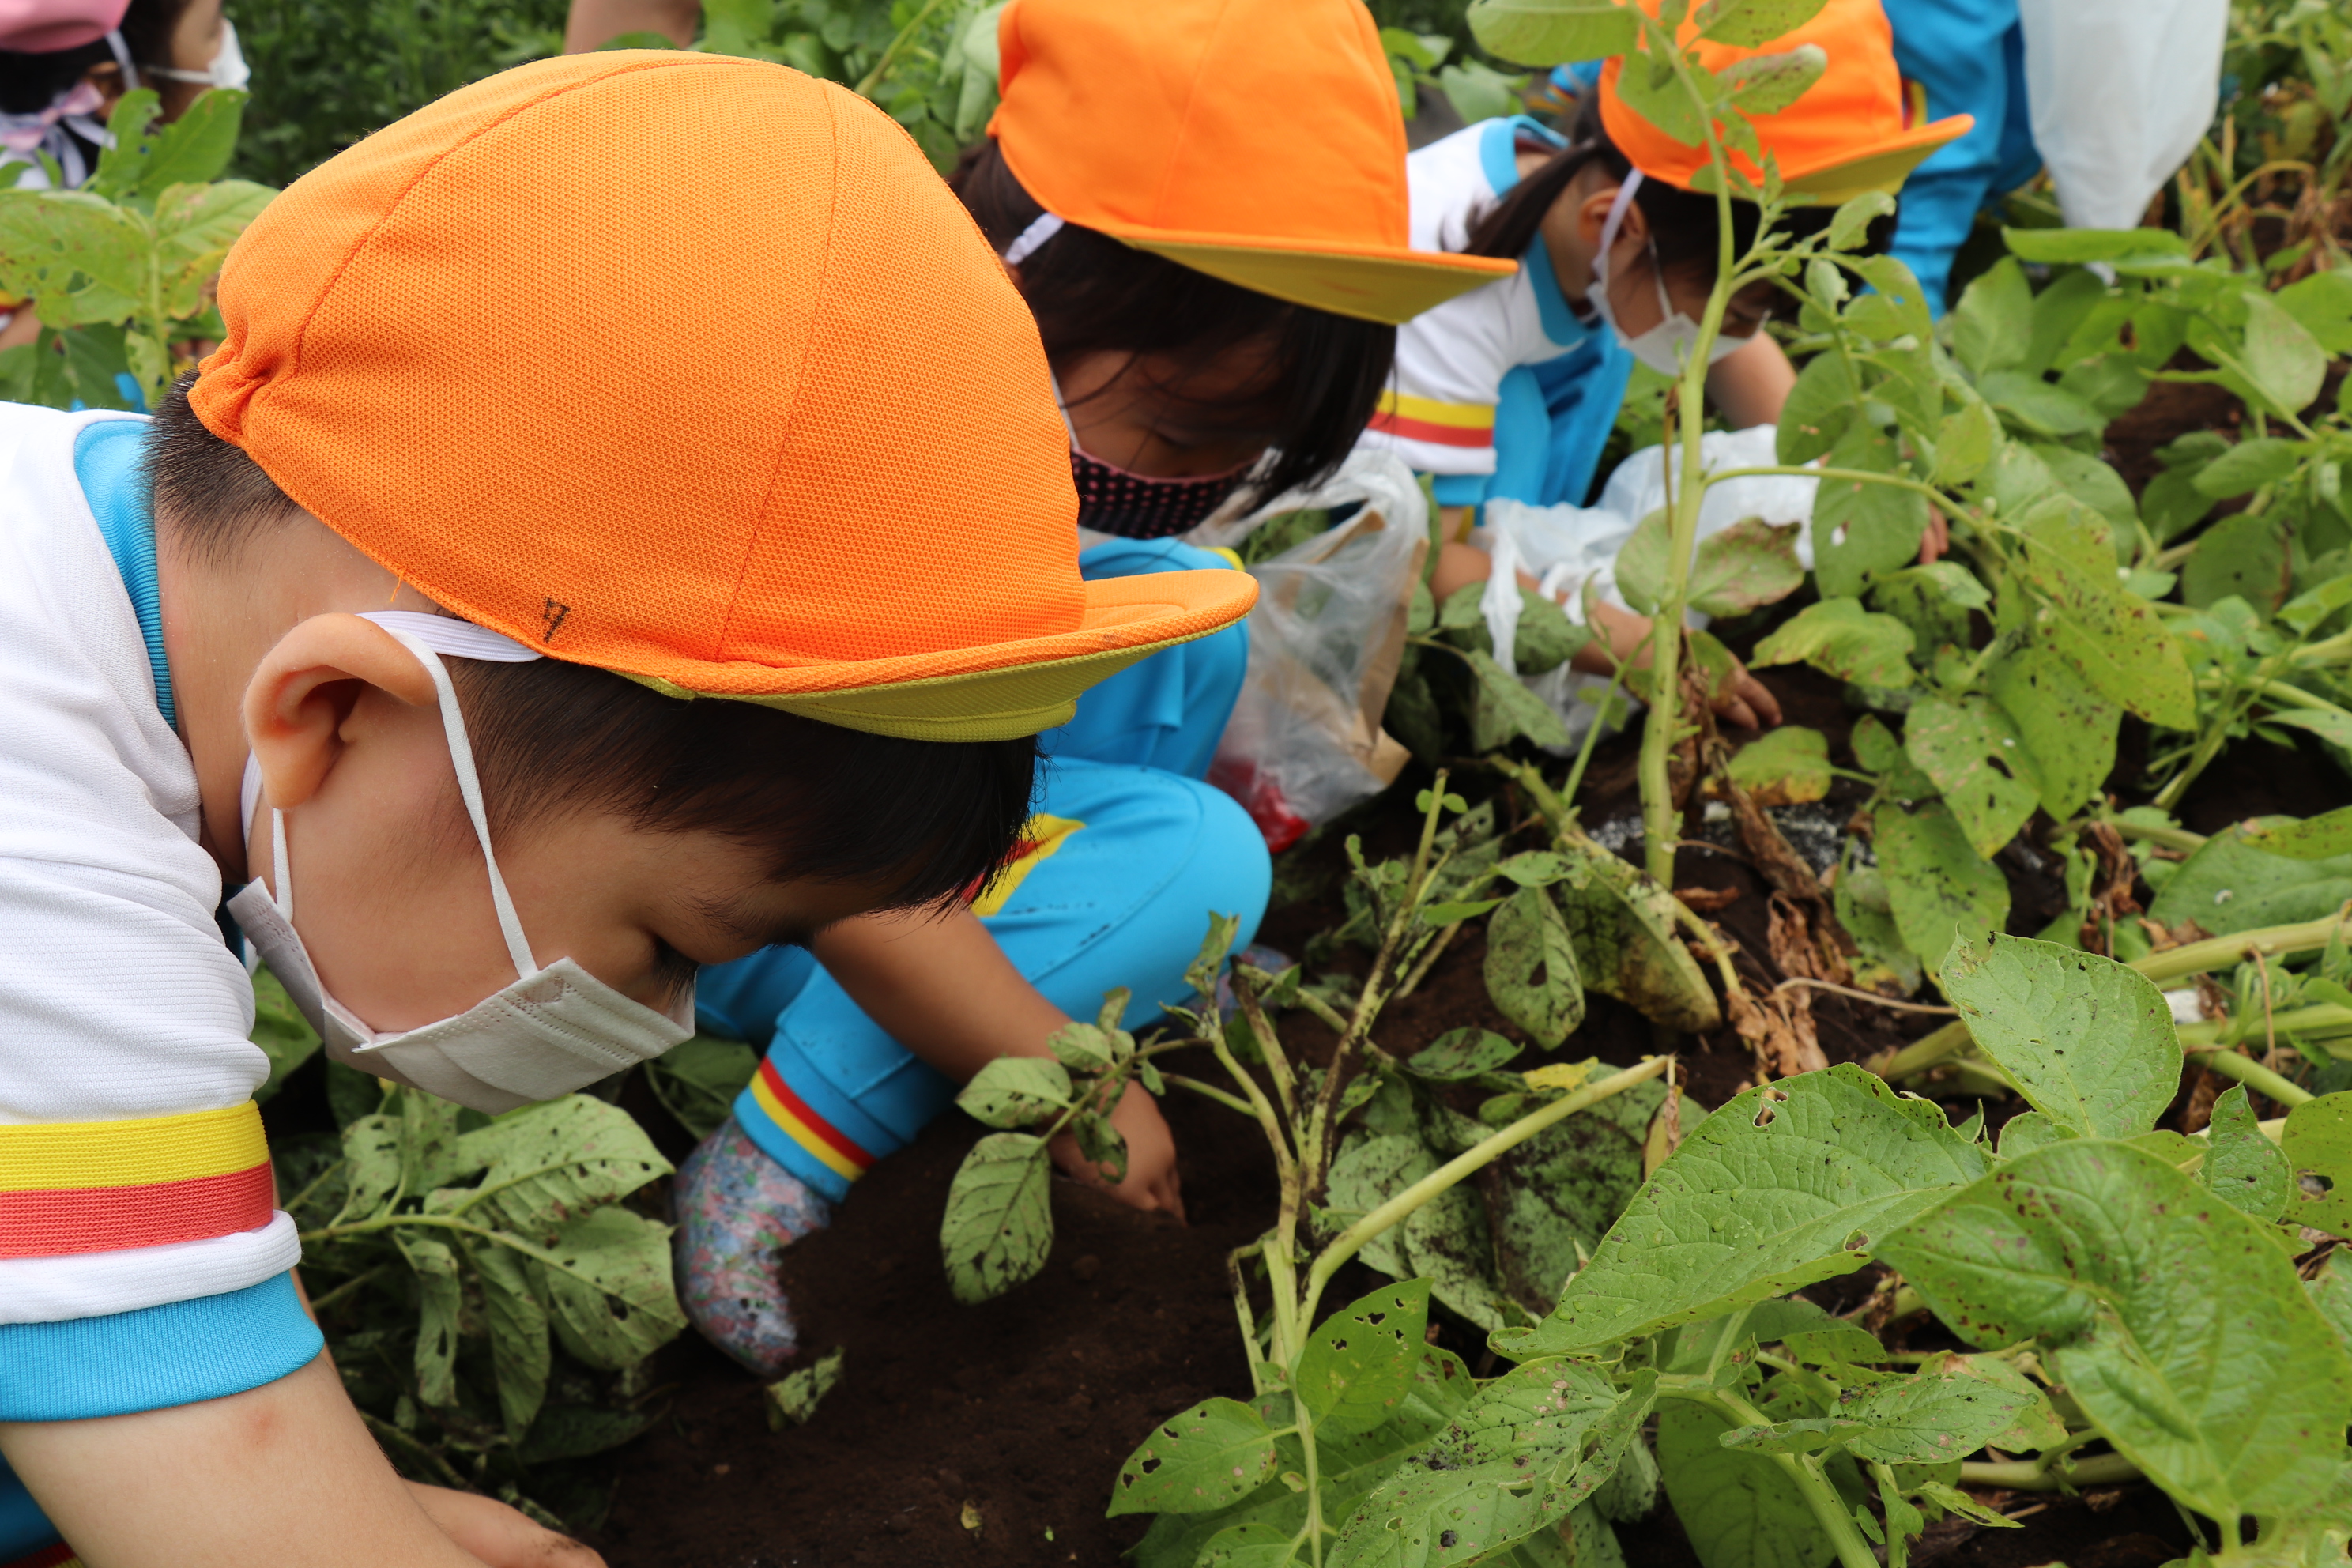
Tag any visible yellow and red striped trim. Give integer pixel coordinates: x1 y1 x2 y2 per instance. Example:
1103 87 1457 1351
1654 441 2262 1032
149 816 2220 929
1368 390 1494 450
0 1102 272 1258
747 1061 875 1184
970 813 1084 918
4 1540 82 1567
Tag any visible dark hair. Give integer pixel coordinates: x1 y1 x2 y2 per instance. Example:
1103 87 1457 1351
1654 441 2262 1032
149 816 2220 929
950 139 1394 508
1462 99 1898 280
0 0 192 115
148 377 1039 914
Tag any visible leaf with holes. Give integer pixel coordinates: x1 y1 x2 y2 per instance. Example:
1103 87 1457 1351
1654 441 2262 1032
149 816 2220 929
1501 1067 1988 1356
2020 541 2196 730
533 1204 688 1370
1108 1397 1284 1517
956 1056 1075 1129
1295 1280 1433 1435
1986 645 2118 820
1551 842 1721 1033
433 1094 669 1242
400 1232 462 1408
1902 695 2037 859
2284 1093 2352 1241
2203 1086 2289 1223
1872 803 2011 978
1880 1140 2352 1526
940 1131 1056 1304
1721 1372 2036 1463
1485 883 1585 1048
1938 932 2177 1139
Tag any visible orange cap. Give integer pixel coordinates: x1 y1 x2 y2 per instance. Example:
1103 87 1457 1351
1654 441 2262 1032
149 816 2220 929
987 0 1513 326
191 51 1254 742
1601 0 1971 206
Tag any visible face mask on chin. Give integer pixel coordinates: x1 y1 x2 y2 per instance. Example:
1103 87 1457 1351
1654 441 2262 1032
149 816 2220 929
1585 172 1750 378
226 611 693 1114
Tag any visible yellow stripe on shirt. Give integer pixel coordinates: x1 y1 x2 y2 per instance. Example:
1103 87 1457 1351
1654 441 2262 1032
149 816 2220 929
0 1102 268 1192
1372 389 1495 430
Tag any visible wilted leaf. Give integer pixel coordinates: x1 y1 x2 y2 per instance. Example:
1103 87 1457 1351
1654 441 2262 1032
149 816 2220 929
940 1132 1054 1304
1552 841 1721 1033
1726 726 1830 805
439 1095 669 1241
468 1238 551 1443
400 1232 462 1408
1486 884 1586 1048
642 1033 756 1141
765 1346 845 1429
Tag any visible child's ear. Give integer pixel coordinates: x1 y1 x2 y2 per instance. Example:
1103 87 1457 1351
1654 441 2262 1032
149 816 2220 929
1574 184 1649 251
243 614 438 813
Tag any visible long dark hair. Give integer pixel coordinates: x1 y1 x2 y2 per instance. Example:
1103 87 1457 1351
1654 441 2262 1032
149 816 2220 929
951 139 1394 508
1462 98 1897 276
0 0 194 115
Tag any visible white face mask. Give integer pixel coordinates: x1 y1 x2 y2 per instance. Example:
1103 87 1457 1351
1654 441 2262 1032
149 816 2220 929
145 16 251 92
1587 172 1749 377
226 612 693 1114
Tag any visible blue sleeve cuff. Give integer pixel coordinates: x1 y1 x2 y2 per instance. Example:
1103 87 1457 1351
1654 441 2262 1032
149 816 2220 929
0 1272 323 1422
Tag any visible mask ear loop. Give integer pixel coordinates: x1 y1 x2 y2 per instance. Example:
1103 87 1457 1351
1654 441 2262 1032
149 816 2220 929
373 626 542 981
1592 169 1645 293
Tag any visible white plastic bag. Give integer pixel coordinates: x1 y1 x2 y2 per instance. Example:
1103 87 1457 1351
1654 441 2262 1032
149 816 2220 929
1192 452 1430 850
1479 425 1816 749
2016 0 2229 232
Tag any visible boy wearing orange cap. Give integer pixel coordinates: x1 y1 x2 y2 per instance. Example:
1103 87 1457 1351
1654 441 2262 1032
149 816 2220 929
0 49 1252 1568
1369 0 1969 727
668 0 1523 1374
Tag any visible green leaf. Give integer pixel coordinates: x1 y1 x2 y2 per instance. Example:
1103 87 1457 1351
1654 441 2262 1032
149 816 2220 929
398 1232 462 1408
436 1095 669 1239
1727 725 1830 805
1722 1372 2035 1464
1985 646 2119 820
1777 349 1856 466
1901 696 2037 859
1438 61 1528 125
1295 1280 1433 1435
1485 884 1586 1048
1488 1081 1670 1314
337 1113 405 1223
2241 291 2328 416
2181 511 2296 619
2309 1250 2352 1352
536 1204 688 1369
1619 511 1806 620
1999 226 2188 266
1870 803 2009 978
940 1131 1054 1305
2243 806 2352 861
1466 0 1642 66
515 1404 656 1464
765 1346 846 1429
1046 1020 1117 1071
2147 826 2352 937
643 1033 757 1140
1811 422 1930 597
0 189 149 307
2203 1086 2289 1223
2020 539 2196 729
1551 840 1721 1033
1931 400 1998 488
134 88 249 198
2193 436 2306 499
1979 370 2104 438
1751 598 1916 688
1503 1067 1988 1355
1880 1139 2352 1526
1404 1029 1525 1081
153 179 273 318
2285 1093 2352 1241
2275 269 2352 356
1938 931 2178 1138
1656 1400 1836 1568
468 1238 551 1444
249 962 321 1102
956 1056 1074 1129
1826 191 1896 253
1949 257 2032 377
1109 1397 1283 1517
1720 44 1826 115
1691 0 1829 45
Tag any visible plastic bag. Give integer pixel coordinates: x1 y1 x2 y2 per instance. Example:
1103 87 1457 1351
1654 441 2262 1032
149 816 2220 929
1479 425 1816 749
1192 452 1430 850
2015 0 2228 232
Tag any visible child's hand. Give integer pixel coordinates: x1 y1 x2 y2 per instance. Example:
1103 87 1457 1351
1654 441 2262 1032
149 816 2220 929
1580 601 1782 730
405 1483 605 1568
1053 1079 1185 1221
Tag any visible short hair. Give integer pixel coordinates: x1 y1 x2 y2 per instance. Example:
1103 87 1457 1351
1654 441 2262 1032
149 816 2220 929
950 138 1395 511
147 376 1038 912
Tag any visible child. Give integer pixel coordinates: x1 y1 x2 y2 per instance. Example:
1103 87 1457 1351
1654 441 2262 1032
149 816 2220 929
1366 0 1970 728
0 48 1253 1567
673 0 1519 1374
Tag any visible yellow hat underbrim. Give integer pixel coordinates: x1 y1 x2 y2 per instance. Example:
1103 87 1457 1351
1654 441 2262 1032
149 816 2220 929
1684 115 1973 206
1101 227 1517 326
618 567 1260 741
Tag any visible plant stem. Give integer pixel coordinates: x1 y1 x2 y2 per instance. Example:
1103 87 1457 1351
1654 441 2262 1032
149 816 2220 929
1708 464 1962 515
1161 1072 1261 1118
1659 1380 1880 1568
1394 920 1461 1000
2099 816 2207 853
1296 1056 1672 1330
302 1262 391 1318
2180 1044 2316 1106
1559 622 1645 809
850 0 949 97
1231 968 1301 1127
1957 1451 2143 1491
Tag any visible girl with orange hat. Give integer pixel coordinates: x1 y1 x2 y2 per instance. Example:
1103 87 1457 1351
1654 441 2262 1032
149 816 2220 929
1364 0 1970 728
666 0 1520 1374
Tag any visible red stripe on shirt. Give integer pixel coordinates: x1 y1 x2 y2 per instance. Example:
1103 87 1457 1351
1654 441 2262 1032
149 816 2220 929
1368 409 1493 449
5 1542 81 1568
756 1059 875 1170
0 1161 273 1258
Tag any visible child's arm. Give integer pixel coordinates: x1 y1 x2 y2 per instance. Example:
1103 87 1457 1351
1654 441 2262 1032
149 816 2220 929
0 1355 602 1568
811 907 1185 1219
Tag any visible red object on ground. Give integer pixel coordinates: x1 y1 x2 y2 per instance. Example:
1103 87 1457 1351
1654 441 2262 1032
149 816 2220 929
1207 756 1310 853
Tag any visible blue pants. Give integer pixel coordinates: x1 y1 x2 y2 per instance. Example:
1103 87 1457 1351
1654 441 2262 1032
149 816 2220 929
707 539 1269 1202
1883 0 2043 318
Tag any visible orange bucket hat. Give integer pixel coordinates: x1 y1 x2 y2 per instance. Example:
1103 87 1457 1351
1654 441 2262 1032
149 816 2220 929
986 0 1514 326
1601 0 1972 205
190 51 1254 743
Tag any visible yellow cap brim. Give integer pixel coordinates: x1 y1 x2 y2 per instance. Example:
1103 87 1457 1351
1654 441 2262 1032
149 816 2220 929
1098 227 1517 325
1685 115 1973 205
619 567 1260 741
